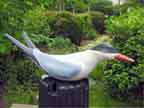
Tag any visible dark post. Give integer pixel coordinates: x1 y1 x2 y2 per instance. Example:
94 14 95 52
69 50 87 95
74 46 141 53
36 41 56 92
39 77 89 108
140 0 144 4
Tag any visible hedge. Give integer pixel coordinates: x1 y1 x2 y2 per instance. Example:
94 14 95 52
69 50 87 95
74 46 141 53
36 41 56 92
24 8 105 45
105 7 144 102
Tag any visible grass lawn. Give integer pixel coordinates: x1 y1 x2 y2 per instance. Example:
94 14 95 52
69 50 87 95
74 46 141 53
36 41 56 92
89 79 127 107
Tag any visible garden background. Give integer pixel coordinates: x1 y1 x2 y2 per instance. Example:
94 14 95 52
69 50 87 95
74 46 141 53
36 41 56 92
0 0 143 107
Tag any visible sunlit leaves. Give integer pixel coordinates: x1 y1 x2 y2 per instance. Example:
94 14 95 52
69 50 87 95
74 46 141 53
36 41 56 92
105 7 144 92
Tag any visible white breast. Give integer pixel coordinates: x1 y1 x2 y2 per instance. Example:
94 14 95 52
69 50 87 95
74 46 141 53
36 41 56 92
33 49 103 80
49 51 101 80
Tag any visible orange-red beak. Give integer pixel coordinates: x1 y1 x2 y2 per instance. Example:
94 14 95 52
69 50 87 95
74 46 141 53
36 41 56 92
115 54 135 63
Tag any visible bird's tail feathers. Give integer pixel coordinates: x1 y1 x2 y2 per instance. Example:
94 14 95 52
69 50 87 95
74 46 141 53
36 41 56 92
21 31 36 48
4 33 34 57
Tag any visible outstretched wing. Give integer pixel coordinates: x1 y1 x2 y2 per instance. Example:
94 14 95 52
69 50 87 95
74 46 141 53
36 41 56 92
33 49 81 79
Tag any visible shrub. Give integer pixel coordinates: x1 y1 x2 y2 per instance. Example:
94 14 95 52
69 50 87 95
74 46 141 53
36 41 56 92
0 0 39 34
76 13 95 40
24 8 82 45
0 34 13 55
0 1 23 33
23 6 51 35
105 7 144 100
48 37 74 49
30 33 75 50
30 33 52 47
0 32 24 55
17 8 104 45
76 11 105 39
86 29 97 40
65 0 88 13
23 9 104 45
48 11 83 45
112 2 142 15
5 58 41 88
89 11 105 33
90 0 113 15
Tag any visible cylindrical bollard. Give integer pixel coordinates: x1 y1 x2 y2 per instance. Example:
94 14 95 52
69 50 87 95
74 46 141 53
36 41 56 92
39 77 89 108
140 0 144 4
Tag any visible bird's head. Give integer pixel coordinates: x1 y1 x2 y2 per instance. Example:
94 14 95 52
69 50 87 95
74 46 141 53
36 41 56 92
90 43 135 63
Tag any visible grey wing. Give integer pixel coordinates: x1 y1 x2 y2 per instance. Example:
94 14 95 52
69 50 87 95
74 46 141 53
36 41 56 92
33 50 81 79
44 60 81 79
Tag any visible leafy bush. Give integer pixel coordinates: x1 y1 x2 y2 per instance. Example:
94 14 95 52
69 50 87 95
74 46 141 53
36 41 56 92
65 0 87 13
76 13 95 40
76 12 105 39
89 11 105 33
90 0 113 15
24 9 83 45
5 58 41 87
23 6 51 35
0 34 12 55
47 11 83 45
86 29 97 40
48 37 74 49
0 32 23 55
30 33 75 49
112 1 142 15
23 8 105 45
6 85 37 105
105 7 144 98
76 12 104 39
0 55 41 103
0 0 38 34
0 1 40 55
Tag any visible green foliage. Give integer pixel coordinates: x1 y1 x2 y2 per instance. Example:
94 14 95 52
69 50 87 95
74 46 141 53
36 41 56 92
90 62 106 80
113 2 142 15
0 34 12 55
90 0 113 15
106 7 144 37
23 6 51 35
65 0 87 13
0 0 40 55
24 10 104 44
48 37 74 49
5 85 37 106
38 0 58 10
48 11 83 45
76 11 105 39
76 13 95 39
86 29 97 40
0 32 23 55
5 59 41 87
30 33 75 49
30 34 51 46
105 7 144 95
90 79 127 107
90 11 105 33
0 0 38 34
24 8 84 45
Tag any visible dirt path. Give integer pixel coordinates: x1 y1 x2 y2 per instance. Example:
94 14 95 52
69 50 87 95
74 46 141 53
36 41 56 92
11 104 37 108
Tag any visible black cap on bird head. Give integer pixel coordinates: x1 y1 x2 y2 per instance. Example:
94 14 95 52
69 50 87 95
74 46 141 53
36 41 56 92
91 43 118 53
90 43 135 63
